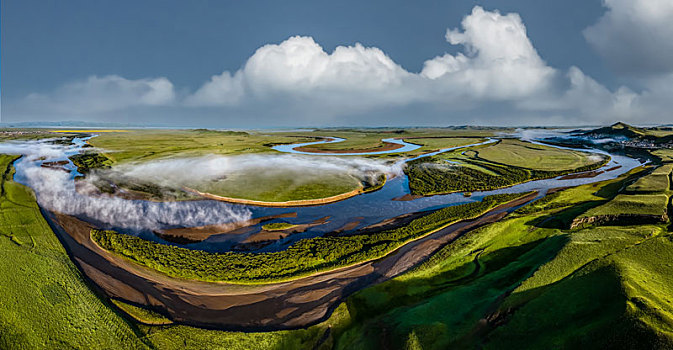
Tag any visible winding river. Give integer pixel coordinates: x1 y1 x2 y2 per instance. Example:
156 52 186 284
271 137 423 155
10 132 642 253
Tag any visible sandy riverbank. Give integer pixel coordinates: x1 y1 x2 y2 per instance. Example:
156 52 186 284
41 191 538 330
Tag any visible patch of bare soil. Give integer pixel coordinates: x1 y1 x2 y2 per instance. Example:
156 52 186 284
333 217 364 233
242 216 330 243
155 212 298 243
186 186 364 207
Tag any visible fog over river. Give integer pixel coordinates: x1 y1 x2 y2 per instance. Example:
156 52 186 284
3 130 642 252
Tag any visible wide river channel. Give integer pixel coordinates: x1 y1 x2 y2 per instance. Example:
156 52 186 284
10 133 642 253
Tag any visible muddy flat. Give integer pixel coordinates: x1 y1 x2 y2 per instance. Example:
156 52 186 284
156 212 298 243
243 216 330 243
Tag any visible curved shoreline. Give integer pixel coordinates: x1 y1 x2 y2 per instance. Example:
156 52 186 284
42 191 539 330
4 132 646 331
184 186 365 207
272 137 423 155
185 174 388 207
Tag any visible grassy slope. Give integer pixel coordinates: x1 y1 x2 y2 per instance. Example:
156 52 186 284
486 229 673 349
580 194 669 217
0 155 148 349
627 174 670 193
326 168 673 349
111 299 173 326
581 164 671 220
626 164 672 193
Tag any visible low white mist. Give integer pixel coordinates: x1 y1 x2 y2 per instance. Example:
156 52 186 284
2 141 252 231
0 140 70 161
105 154 402 188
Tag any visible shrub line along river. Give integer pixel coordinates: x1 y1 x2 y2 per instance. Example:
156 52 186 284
10 132 642 253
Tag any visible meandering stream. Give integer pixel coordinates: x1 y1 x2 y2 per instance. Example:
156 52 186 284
9 132 642 253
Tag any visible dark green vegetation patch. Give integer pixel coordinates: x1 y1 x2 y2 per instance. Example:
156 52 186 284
406 140 609 195
92 193 528 283
69 152 112 173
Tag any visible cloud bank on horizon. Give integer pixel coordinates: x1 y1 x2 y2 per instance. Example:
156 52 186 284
7 2 673 126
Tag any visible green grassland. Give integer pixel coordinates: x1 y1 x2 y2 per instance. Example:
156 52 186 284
88 129 495 164
577 163 671 226
406 139 609 195
295 132 483 155
3 143 673 349
626 174 670 193
400 137 486 151
477 139 599 171
298 132 408 151
84 163 376 203
88 129 314 163
275 128 494 153
626 164 672 193
92 193 528 284
321 167 673 349
0 154 149 349
190 170 365 202
580 194 669 217
84 129 490 203
653 163 673 175
0 129 78 141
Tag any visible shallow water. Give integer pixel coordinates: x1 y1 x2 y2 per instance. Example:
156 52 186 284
8 133 642 252
271 137 423 155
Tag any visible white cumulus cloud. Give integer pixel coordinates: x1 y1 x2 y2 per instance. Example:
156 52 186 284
421 6 555 99
186 7 557 108
9 5 673 126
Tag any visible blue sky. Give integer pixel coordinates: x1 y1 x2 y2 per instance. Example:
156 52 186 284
2 0 673 127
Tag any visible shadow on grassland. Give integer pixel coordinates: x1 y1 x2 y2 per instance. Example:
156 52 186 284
527 170 648 230
337 236 569 349
474 263 673 350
